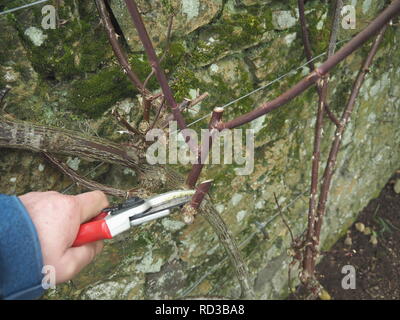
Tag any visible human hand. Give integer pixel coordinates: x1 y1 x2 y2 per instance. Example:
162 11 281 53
19 190 109 284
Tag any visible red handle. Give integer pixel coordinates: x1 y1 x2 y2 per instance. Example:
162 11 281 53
89 211 109 222
72 218 112 247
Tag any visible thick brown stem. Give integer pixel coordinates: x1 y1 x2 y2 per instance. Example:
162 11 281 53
187 92 209 111
182 179 213 224
303 77 328 278
186 107 224 188
142 14 174 90
0 119 140 169
142 98 151 123
189 180 213 209
300 26 388 288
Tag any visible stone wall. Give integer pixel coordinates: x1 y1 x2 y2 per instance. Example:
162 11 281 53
0 0 399 299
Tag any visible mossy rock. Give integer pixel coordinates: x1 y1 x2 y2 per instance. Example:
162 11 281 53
69 67 135 118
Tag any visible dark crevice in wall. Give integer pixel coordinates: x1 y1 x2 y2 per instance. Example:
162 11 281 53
103 0 130 52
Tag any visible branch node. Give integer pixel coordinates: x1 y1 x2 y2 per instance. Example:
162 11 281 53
182 179 213 224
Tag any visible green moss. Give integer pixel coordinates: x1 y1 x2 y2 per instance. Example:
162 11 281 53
297 3 330 55
189 39 225 66
160 0 174 15
163 41 186 73
170 66 199 102
69 67 133 118
11 2 111 81
216 13 265 47
96 117 124 141
372 27 400 72
127 53 160 91
210 74 252 116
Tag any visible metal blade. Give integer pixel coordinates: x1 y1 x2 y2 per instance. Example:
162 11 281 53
129 190 195 223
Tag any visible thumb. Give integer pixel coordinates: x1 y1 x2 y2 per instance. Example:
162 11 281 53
74 190 109 223
58 240 103 283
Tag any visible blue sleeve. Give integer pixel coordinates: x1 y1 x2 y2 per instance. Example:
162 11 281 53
0 194 44 300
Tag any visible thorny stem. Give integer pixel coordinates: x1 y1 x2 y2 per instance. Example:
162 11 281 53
142 15 174 90
216 0 400 130
95 0 146 94
302 0 343 285
312 25 388 259
302 76 327 282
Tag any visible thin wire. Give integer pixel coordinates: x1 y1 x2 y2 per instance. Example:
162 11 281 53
61 162 105 194
171 38 349 136
186 53 324 128
0 0 49 16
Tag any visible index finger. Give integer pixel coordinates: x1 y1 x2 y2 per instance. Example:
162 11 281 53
74 190 109 223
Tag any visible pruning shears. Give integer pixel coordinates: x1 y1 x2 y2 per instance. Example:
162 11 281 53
72 190 195 247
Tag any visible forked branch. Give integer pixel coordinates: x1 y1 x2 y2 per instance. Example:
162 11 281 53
301 25 388 290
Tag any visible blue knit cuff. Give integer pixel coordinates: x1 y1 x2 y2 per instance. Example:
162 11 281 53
0 194 44 300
